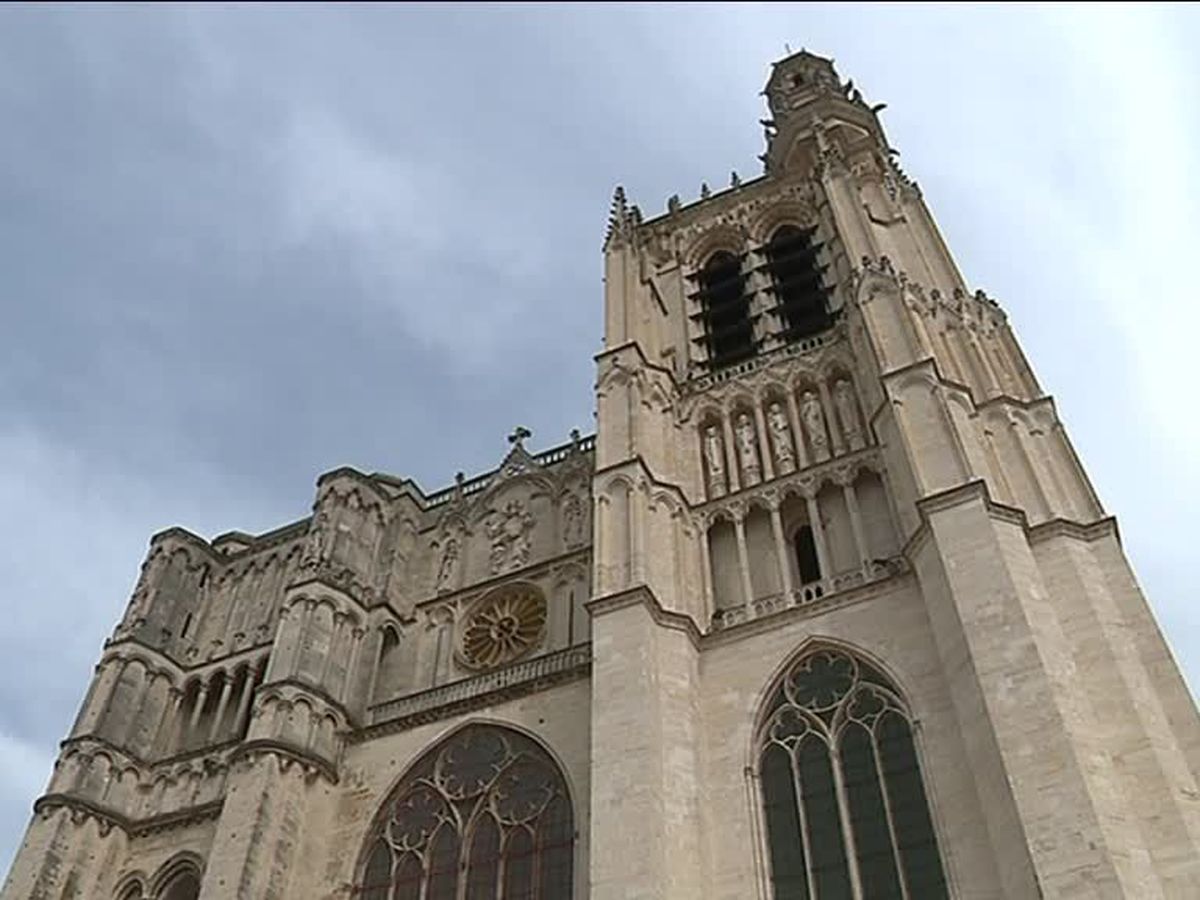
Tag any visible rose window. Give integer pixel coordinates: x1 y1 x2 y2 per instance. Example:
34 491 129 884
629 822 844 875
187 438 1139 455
459 583 547 670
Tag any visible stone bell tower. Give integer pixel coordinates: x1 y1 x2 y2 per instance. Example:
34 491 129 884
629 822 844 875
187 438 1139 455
588 50 1200 898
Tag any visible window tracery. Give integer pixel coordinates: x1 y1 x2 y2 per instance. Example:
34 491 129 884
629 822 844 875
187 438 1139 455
758 647 948 899
355 725 573 899
458 584 547 671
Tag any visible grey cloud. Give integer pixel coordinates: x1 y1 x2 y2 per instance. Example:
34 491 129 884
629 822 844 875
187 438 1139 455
2 1 1199 873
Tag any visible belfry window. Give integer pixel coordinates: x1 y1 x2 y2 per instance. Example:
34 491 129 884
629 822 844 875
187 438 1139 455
354 724 574 899
758 647 949 900
765 225 832 341
693 250 756 369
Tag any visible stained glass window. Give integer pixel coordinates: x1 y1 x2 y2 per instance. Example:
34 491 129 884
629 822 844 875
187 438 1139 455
354 725 574 899
758 648 949 900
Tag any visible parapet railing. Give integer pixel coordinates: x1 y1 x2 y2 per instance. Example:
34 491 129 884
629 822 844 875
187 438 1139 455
711 557 905 630
368 644 592 726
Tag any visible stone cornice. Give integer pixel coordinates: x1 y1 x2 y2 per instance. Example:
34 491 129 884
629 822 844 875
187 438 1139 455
31 793 223 838
593 339 680 385
229 739 340 784
129 799 223 838
900 477 1116 557
1027 516 1120 546
585 585 704 648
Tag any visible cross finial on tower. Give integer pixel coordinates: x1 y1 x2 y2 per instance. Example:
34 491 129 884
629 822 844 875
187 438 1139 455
508 426 532 448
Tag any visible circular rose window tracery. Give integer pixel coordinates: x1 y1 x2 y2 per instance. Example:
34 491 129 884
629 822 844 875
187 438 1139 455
458 583 547 670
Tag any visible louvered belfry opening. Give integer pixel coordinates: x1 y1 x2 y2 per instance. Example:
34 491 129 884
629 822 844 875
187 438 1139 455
693 250 756 370
765 225 831 341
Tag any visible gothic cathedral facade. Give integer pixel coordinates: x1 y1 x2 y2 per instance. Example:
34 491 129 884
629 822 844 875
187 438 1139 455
5 51 1200 900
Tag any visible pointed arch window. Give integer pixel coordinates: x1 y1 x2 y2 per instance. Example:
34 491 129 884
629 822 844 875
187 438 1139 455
765 225 832 341
693 250 756 369
757 647 949 900
353 724 574 899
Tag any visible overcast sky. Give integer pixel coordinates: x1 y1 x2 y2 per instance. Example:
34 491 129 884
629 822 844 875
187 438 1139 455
2 3 1198 872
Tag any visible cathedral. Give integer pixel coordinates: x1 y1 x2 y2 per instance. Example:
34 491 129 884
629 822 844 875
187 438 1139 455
5 50 1200 900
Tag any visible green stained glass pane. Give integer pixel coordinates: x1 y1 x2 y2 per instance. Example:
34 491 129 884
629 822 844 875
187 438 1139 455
878 714 949 900
360 839 391 900
839 724 903 899
761 744 809 900
797 735 852 900
425 824 460 900
466 815 500 900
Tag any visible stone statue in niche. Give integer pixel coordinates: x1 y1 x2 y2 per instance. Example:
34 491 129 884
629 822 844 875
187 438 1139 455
562 494 585 550
435 537 460 593
768 402 796 474
302 491 339 567
703 425 727 496
485 500 536 574
736 413 761 485
800 391 830 462
835 379 865 450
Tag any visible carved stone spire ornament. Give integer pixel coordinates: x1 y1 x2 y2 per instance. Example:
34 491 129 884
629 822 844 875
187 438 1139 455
507 425 532 448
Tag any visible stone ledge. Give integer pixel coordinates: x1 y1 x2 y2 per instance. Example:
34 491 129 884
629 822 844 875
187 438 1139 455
31 794 222 837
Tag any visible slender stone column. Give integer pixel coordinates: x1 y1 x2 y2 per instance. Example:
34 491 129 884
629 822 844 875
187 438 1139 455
208 677 235 743
341 626 367 704
842 480 871 577
76 658 122 737
698 524 715 627
151 687 182 755
185 681 209 748
804 492 832 582
363 627 387 709
121 669 152 746
232 668 257 739
785 391 810 469
630 483 645 585
318 611 347 686
818 380 846 457
733 509 755 611
769 502 795 602
722 412 741 492
753 401 775 482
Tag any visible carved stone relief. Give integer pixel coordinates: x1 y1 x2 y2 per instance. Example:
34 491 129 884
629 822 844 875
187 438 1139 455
485 500 535 575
